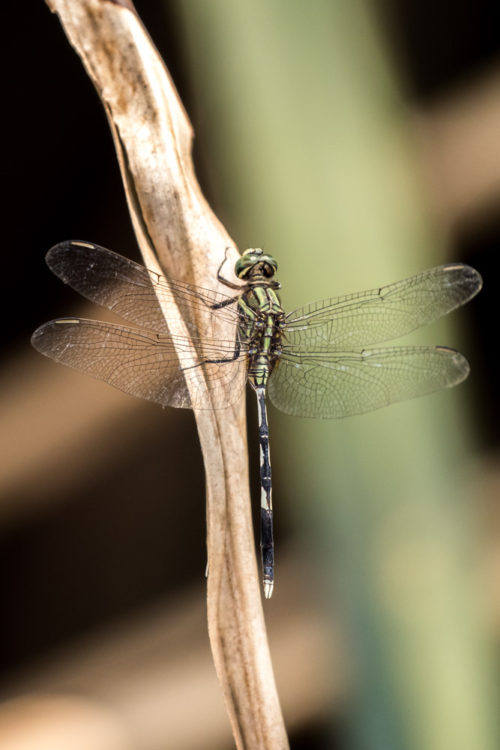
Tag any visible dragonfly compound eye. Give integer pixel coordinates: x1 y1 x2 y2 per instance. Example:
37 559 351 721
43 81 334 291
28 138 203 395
235 249 278 279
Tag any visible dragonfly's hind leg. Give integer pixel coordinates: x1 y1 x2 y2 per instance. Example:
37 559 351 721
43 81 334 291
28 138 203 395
181 337 242 372
256 388 274 598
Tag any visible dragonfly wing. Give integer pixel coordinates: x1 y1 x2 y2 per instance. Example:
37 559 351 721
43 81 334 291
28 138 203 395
268 346 470 418
285 264 482 349
31 318 247 410
46 241 242 333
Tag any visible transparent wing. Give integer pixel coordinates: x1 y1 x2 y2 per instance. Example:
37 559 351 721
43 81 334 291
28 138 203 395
31 318 247 410
268 345 470 418
46 241 243 334
285 264 482 349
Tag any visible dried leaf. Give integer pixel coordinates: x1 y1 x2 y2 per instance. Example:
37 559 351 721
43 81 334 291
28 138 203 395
45 1 289 747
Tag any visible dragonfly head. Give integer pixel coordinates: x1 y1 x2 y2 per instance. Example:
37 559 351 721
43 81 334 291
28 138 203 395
235 248 278 280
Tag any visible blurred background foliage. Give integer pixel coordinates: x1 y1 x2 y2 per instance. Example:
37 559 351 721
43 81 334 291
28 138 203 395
0 1 499 748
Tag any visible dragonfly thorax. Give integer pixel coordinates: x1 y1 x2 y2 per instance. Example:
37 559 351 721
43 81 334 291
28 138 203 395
238 279 285 392
235 248 278 281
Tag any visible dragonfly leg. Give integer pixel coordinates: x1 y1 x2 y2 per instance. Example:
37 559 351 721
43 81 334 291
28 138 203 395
216 247 242 291
181 336 242 371
256 388 274 598
211 295 241 310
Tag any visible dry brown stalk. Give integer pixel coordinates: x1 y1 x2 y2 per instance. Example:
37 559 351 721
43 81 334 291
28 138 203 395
44 1 289 747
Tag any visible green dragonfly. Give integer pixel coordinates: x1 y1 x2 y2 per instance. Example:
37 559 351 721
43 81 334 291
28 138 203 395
31 241 482 597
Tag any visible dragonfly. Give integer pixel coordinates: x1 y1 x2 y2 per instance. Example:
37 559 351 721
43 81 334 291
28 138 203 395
32 240 482 598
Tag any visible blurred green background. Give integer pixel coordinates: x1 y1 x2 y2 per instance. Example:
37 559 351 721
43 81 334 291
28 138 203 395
0 1 498 748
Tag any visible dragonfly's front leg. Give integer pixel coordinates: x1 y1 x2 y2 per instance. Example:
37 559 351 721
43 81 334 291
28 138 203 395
215 247 243 291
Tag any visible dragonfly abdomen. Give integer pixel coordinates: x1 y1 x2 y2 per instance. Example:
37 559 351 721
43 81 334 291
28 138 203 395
256 387 274 598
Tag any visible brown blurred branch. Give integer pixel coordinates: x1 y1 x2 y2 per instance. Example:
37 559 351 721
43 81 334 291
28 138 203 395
43 1 288 747
0 567 339 749
414 65 500 227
